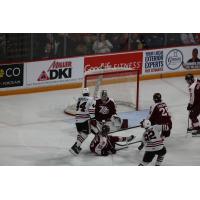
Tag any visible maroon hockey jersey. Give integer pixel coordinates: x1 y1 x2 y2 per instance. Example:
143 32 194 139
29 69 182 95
148 102 172 129
90 134 119 155
95 98 116 122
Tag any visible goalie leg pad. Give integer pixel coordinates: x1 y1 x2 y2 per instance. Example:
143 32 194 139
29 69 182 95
121 119 128 129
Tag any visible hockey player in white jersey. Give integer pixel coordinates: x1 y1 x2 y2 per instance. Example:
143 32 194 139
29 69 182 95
138 119 167 166
69 88 96 155
185 74 200 135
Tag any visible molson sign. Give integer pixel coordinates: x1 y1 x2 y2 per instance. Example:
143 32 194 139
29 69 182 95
26 57 84 87
84 52 143 73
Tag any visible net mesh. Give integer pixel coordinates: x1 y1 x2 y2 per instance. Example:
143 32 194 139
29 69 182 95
64 69 139 115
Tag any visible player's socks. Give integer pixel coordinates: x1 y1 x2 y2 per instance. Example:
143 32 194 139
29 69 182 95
155 155 165 166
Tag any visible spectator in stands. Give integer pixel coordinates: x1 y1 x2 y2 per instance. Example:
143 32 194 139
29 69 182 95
53 33 65 58
0 34 6 60
165 33 182 46
83 33 96 55
180 33 196 45
75 42 88 56
187 48 200 63
109 34 121 52
130 33 144 50
92 34 113 54
118 33 129 51
137 34 148 49
44 42 54 58
194 33 200 44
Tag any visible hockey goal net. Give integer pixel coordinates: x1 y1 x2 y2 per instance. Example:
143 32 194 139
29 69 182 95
64 68 140 116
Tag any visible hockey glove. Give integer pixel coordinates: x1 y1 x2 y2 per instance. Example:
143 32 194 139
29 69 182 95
187 103 193 111
138 142 144 151
140 119 145 127
101 149 109 156
110 147 116 154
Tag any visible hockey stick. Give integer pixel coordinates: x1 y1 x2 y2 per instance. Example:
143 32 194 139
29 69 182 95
116 146 129 151
115 140 142 147
186 111 191 136
115 141 142 151
109 125 141 134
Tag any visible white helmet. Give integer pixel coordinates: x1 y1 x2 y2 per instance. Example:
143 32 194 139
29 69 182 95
82 87 89 96
141 119 151 129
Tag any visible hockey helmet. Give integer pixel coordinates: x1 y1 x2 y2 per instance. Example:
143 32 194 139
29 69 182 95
153 93 162 103
101 124 110 135
82 87 90 96
100 90 108 102
185 73 194 85
140 119 151 129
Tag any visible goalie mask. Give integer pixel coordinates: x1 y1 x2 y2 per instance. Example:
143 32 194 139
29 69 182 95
185 73 194 85
100 90 108 102
82 87 90 96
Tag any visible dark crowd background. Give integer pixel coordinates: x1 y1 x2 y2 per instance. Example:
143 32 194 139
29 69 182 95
0 33 199 63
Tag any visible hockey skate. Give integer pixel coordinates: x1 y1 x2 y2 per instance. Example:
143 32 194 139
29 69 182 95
69 143 82 156
191 129 200 136
126 135 135 142
187 127 200 136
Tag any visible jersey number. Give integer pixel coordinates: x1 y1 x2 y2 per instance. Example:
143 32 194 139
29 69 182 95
144 131 156 141
76 101 87 112
159 107 168 116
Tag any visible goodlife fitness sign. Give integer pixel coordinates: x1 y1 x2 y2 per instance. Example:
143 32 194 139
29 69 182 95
84 52 143 73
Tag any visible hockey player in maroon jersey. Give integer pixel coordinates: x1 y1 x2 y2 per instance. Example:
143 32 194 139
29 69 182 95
147 93 172 137
94 90 128 132
185 73 200 135
90 124 134 156
95 90 117 122
138 119 167 166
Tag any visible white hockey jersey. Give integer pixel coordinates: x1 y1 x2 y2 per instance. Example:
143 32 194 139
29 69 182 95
141 125 165 152
75 96 95 123
188 78 200 106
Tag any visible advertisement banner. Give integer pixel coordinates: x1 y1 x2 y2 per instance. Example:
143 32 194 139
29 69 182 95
26 57 84 87
143 50 164 74
84 52 143 73
143 45 200 75
0 63 24 88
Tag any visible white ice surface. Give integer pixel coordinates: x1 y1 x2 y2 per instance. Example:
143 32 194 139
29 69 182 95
0 76 199 166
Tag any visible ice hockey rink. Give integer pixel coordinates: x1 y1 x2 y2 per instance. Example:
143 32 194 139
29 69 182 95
0 76 200 166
